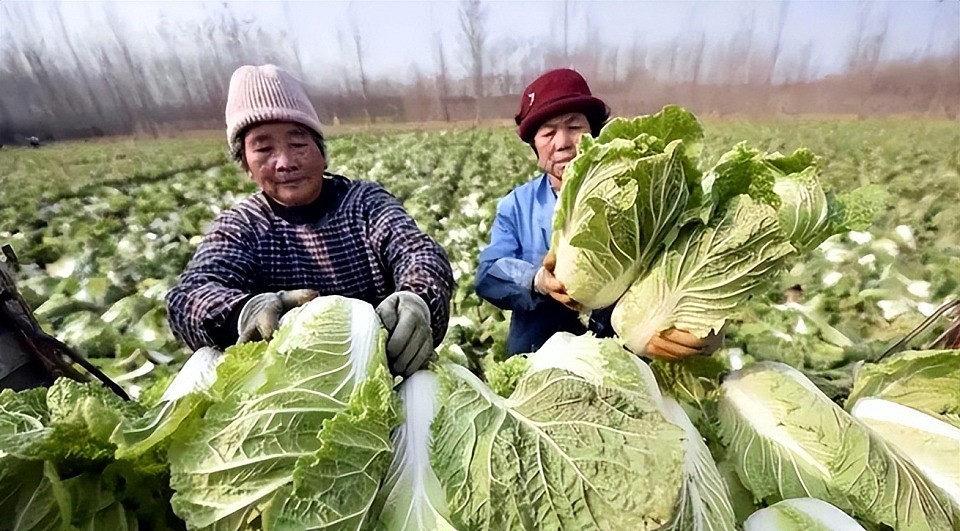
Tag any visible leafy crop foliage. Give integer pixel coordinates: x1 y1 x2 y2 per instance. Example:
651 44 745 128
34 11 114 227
0 117 958 529
1 120 955 396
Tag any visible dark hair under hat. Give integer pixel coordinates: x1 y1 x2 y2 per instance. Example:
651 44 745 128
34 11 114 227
515 68 610 143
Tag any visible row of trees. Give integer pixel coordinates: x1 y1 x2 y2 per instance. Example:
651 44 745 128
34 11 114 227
1 1 957 143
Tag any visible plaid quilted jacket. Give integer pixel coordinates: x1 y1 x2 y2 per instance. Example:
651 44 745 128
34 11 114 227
166 174 454 351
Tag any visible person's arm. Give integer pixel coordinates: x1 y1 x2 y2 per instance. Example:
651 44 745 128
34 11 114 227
475 196 545 312
366 185 454 347
165 213 259 351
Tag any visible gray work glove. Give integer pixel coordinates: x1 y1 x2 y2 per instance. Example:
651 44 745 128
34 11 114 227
376 291 434 377
237 289 319 344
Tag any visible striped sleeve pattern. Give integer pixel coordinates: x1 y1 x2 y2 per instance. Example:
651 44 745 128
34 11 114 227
364 184 454 346
165 176 454 351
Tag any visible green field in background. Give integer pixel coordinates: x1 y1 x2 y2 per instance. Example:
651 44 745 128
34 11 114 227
0 118 957 396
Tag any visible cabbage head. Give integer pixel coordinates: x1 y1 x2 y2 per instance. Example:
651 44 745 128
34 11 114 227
551 108 702 310
612 195 795 354
743 498 866 531
427 332 735 530
167 296 398 530
718 361 959 530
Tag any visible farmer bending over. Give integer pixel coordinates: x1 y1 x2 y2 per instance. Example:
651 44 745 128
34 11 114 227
166 65 453 377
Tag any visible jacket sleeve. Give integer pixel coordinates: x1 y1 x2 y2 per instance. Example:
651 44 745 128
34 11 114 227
474 194 545 313
165 212 259 351
366 184 454 347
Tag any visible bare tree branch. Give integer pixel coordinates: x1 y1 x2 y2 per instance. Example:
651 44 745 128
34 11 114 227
459 0 486 99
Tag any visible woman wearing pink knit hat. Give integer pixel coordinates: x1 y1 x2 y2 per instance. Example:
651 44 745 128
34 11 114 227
166 64 453 378
475 68 720 360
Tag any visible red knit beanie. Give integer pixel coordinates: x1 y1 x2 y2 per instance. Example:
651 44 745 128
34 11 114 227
515 69 609 143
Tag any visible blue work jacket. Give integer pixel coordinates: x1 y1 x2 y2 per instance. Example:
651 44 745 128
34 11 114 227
475 174 612 355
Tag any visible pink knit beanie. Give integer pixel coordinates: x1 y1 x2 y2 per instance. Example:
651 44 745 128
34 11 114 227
225 65 323 158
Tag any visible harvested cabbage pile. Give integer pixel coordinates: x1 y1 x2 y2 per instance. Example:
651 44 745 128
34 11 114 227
2 296 399 530
2 298 957 529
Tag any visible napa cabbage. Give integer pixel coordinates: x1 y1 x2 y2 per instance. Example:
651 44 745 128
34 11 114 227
847 349 960 428
851 397 960 504
2 296 400 530
423 332 735 530
743 498 866 531
609 136 884 355
612 195 794 353
166 296 398 530
551 107 703 309
719 361 959 530
0 381 173 529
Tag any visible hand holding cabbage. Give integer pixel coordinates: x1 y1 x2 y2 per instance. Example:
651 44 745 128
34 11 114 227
376 291 435 376
542 249 720 360
534 250 582 312
646 326 724 361
549 105 884 359
236 288 319 343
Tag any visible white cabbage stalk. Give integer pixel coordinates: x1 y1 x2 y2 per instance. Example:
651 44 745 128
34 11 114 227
744 498 866 531
160 346 224 402
373 371 456 530
660 397 737 531
851 398 960 504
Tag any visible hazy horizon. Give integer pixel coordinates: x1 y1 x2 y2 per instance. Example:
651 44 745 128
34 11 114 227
3 0 957 88
1 0 957 141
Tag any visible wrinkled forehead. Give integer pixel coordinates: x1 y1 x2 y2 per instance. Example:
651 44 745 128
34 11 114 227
538 112 589 130
244 121 311 143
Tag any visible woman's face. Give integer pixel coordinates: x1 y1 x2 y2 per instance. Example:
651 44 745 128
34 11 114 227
243 122 326 206
533 112 590 191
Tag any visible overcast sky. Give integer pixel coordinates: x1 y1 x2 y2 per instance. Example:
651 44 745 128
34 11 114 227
2 0 958 84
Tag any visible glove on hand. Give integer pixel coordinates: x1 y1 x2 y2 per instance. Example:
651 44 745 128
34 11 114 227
237 289 319 344
376 291 433 377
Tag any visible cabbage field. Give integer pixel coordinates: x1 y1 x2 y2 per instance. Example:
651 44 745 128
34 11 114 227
2 119 956 393
0 117 958 529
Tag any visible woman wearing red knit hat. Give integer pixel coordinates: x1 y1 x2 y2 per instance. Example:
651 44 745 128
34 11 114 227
475 69 720 359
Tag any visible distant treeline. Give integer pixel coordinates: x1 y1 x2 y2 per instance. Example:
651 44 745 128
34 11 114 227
1 1 957 144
